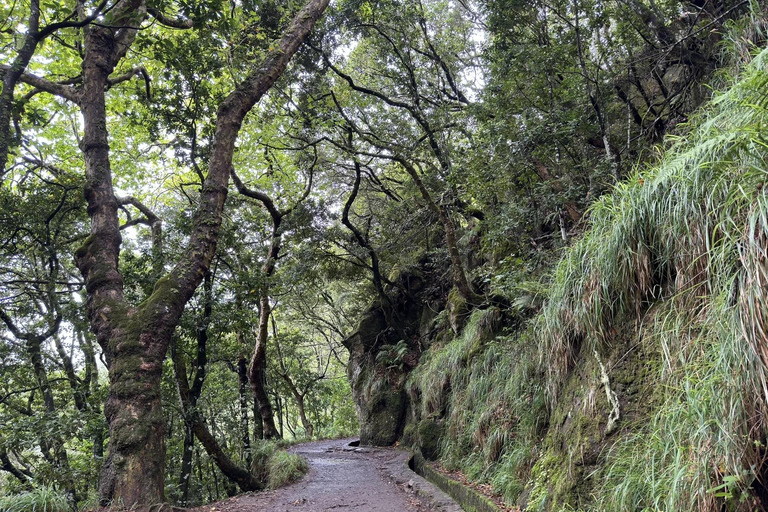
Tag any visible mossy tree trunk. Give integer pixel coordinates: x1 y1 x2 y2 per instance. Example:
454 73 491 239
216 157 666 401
70 0 330 506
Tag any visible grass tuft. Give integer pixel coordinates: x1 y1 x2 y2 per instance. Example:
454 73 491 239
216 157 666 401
0 486 69 512
266 451 309 489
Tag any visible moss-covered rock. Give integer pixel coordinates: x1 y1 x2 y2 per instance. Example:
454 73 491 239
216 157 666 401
417 418 445 460
357 373 407 445
343 260 450 446
446 287 470 334
521 316 662 511
402 422 417 447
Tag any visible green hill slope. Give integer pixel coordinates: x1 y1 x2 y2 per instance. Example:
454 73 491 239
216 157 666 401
402 46 768 512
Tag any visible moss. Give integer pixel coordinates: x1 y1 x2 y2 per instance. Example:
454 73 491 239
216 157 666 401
361 383 405 445
417 418 444 460
110 404 164 452
136 274 180 318
446 287 470 334
526 453 572 512
402 423 417 447
74 234 96 260
520 316 664 511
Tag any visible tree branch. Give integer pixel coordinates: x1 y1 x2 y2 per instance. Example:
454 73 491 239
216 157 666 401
107 66 151 99
147 7 193 29
0 66 80 103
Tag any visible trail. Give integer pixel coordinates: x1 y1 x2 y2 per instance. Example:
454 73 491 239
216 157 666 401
192 438 460 512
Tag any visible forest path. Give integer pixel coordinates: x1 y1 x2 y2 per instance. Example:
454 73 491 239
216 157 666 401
192 437 456 512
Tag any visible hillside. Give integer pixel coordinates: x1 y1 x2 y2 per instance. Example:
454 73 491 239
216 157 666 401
348 37 768 512
2 1 768 511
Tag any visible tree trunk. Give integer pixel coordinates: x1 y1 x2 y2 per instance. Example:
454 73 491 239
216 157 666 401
254 396 264 440
96 328 168 507
189 413 262 491
27 334 77 501
177 424 194 506
72 0 329 506
396 158 477 303
237 357 252 467
275 394 284 438
248 295 281 439
172 338 261 492
282 375 314 438
79 330 105 461
297 398 313 438
0 448 32 485
340 148 401 333
0 1 41 176
232 166 315 441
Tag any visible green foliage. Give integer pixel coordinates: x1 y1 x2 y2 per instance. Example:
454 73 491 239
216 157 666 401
0 486 69 512
409 311 547 505
541 47 768 511
375 340 410 370
266 451 309 489
2 0 764 508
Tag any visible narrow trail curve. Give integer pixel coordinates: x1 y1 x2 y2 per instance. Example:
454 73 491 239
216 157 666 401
193 438 452 512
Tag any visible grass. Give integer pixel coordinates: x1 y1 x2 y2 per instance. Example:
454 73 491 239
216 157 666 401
408 36 768 512
538 45 768 511
250 440 309 490
266 451 309 489
408 309 548 505
0 486 70 512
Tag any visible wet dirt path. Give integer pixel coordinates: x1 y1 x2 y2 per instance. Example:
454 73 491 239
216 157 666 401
194 438 443 512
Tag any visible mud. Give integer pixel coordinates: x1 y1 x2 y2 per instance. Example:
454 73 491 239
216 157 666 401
191 438 451 512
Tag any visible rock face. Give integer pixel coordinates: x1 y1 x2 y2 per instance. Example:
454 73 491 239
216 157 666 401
343 267 446 446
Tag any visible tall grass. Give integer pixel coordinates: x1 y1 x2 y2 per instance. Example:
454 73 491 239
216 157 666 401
408 309 548 504
266 451 309 489
541 46 768 511
250 440 309 490
0 486 69 512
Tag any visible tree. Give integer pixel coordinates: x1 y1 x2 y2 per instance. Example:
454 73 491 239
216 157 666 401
0 162 108 502
2 0 329 505
232 160 314 440
318 0 483 303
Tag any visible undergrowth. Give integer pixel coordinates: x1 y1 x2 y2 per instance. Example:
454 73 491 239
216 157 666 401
251 440 309 490
408 309 548 504
541 46 768 511
266 451 309 489
0 486 70 512
408 40 768 512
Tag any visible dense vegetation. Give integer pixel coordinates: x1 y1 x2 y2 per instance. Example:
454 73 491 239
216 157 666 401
2 0 767 510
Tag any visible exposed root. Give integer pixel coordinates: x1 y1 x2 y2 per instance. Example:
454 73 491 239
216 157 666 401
594 349 620 435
